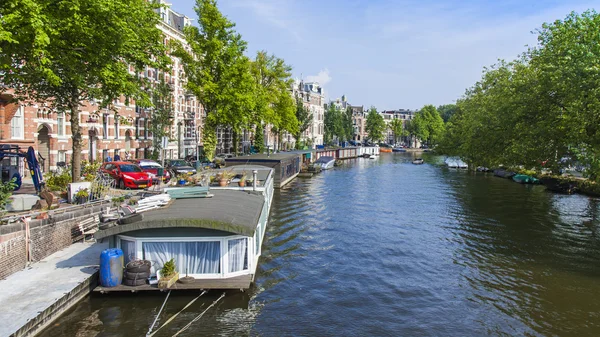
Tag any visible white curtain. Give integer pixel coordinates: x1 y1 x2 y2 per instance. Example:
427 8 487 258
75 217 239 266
143 241 221 276
120 239 136 266
228 238 248 273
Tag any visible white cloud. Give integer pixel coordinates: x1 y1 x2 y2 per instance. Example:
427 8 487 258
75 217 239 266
305 69 332 86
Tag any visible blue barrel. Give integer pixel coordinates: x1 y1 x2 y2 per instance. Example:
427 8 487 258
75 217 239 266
99 248 124 287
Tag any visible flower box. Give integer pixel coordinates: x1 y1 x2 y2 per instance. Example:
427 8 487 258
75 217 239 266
158 272 179 289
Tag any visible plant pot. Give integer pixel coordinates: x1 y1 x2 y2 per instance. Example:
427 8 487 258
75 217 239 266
238 180 246 187
219 179 228 187
178 180 186 185
158 272 179 289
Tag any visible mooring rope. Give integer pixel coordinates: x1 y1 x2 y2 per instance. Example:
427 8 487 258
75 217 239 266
146 290 207 337
147 290 171 336
171 292 226 337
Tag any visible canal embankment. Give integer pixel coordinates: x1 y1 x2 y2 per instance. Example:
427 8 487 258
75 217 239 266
0 241 107 337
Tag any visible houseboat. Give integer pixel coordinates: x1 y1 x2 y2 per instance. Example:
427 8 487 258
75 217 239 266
225 152 310 188
314 156 335 170
93 165 274 292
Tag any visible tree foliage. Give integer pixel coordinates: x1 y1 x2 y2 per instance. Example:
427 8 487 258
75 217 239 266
365 107 386 143
175 0 253 160
294 97 312 149
437 104 458 123
437 10 600 178
412 105 445 145
389 118 404 145
150 77 174 159
0 0 168 181
324 103 352 145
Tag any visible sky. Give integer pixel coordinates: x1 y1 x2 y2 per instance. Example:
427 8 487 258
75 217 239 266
170 0 599 110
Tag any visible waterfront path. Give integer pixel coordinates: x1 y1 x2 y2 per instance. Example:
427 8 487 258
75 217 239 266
0 242 107 337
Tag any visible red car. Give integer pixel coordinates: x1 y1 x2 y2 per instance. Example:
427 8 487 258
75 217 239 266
100 161 153 189
127 159 171 183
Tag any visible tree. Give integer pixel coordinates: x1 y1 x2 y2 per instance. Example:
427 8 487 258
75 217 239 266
389 118 404 145
0 0 168 181
416 105 445 145
175 0 252 160
294 97 312 149
437 104 458 123
365 107 385 143
150 77 174 160
254 123 265 154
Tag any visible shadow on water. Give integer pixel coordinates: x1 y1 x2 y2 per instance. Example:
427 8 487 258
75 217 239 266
38 153 600 337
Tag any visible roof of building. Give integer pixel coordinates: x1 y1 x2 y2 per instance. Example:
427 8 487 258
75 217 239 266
94 189 265 239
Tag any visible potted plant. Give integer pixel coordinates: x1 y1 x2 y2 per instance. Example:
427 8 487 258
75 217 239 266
246 177 254 186
238 171 247 187
177 175 187 186
75 188 89 204
158 258 179 289
218 170 234 187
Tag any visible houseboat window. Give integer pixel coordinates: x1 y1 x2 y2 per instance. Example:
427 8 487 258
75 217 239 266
143 241 221 275
228 238 248 273
255 226 261 254
120 239 136 265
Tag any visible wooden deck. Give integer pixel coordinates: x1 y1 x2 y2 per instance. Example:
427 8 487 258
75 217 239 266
94 274 253 293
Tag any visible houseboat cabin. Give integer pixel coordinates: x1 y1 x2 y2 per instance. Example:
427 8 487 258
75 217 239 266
94 166 274 291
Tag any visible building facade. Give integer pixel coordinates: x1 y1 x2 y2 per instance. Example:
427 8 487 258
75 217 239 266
292 80 324 148
380 109 415 145
351 105 367 142
0 2 203 175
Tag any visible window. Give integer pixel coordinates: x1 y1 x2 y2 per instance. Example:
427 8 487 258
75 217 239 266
57 112 65 136
143 241 221 275
58 150 66 163
228 238 248 273
11 106 23 139
114 117 119 139
103 115 108 139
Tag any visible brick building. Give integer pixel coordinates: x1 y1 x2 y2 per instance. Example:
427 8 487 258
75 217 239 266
292 80 325 147
0 2 203 174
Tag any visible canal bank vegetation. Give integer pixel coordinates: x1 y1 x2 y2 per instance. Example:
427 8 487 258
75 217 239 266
437 10 600 182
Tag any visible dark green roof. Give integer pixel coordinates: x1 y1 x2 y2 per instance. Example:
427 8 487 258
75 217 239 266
94 190 265 239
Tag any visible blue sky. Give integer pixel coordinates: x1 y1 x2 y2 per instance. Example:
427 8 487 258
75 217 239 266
170 0 599 110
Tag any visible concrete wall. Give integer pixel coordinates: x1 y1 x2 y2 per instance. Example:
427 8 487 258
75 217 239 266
0 204 106 279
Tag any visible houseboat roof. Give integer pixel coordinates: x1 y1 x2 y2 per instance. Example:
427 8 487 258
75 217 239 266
226 153 302 162
94 189 265 239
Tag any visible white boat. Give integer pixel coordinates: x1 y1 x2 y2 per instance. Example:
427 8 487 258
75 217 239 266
445 157 467 169
368 154 378 159
412 158 424 165
94 165 275 291
315 156 335 170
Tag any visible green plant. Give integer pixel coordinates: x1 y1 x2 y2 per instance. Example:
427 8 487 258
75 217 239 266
240 171 247 181
75 188 89 198
220 169 235 181
160 258 176 278
0 178 17 214
127 199 138 206
111 196 125 205
45 171 72 192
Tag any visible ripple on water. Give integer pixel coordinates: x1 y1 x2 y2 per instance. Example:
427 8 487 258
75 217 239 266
38 154 600 337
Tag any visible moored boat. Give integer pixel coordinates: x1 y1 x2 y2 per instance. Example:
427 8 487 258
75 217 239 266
445 157 467 169
412 158 424 165
512 174 539 184
93 166 275 292
315 156 335 170
392 147 407 153
380 147 393 153
539 176 578 194
493 169 516 179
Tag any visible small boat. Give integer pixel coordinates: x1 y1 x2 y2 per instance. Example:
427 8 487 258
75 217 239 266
493 169 516 179
380 147 393 153
315 156 335 170
392 147 406 153
412 158 424 165
512 174 539 184
445 157 467 169
368 154 377 159
476 166 492 172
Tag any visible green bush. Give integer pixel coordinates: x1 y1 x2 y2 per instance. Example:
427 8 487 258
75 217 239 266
45 171 72 192
160 258 176 278
0 178 17 214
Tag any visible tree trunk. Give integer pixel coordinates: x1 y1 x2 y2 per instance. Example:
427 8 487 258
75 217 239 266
232 129 239 156
69 99 82 182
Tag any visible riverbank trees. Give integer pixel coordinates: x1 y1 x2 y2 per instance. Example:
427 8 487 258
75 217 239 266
0 0 169 181
365 107 385 143
438 10 600 180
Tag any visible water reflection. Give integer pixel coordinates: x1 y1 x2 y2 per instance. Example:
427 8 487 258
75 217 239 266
39 153 600 336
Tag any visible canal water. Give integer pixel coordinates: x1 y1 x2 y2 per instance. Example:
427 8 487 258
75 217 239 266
41 153 600 336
